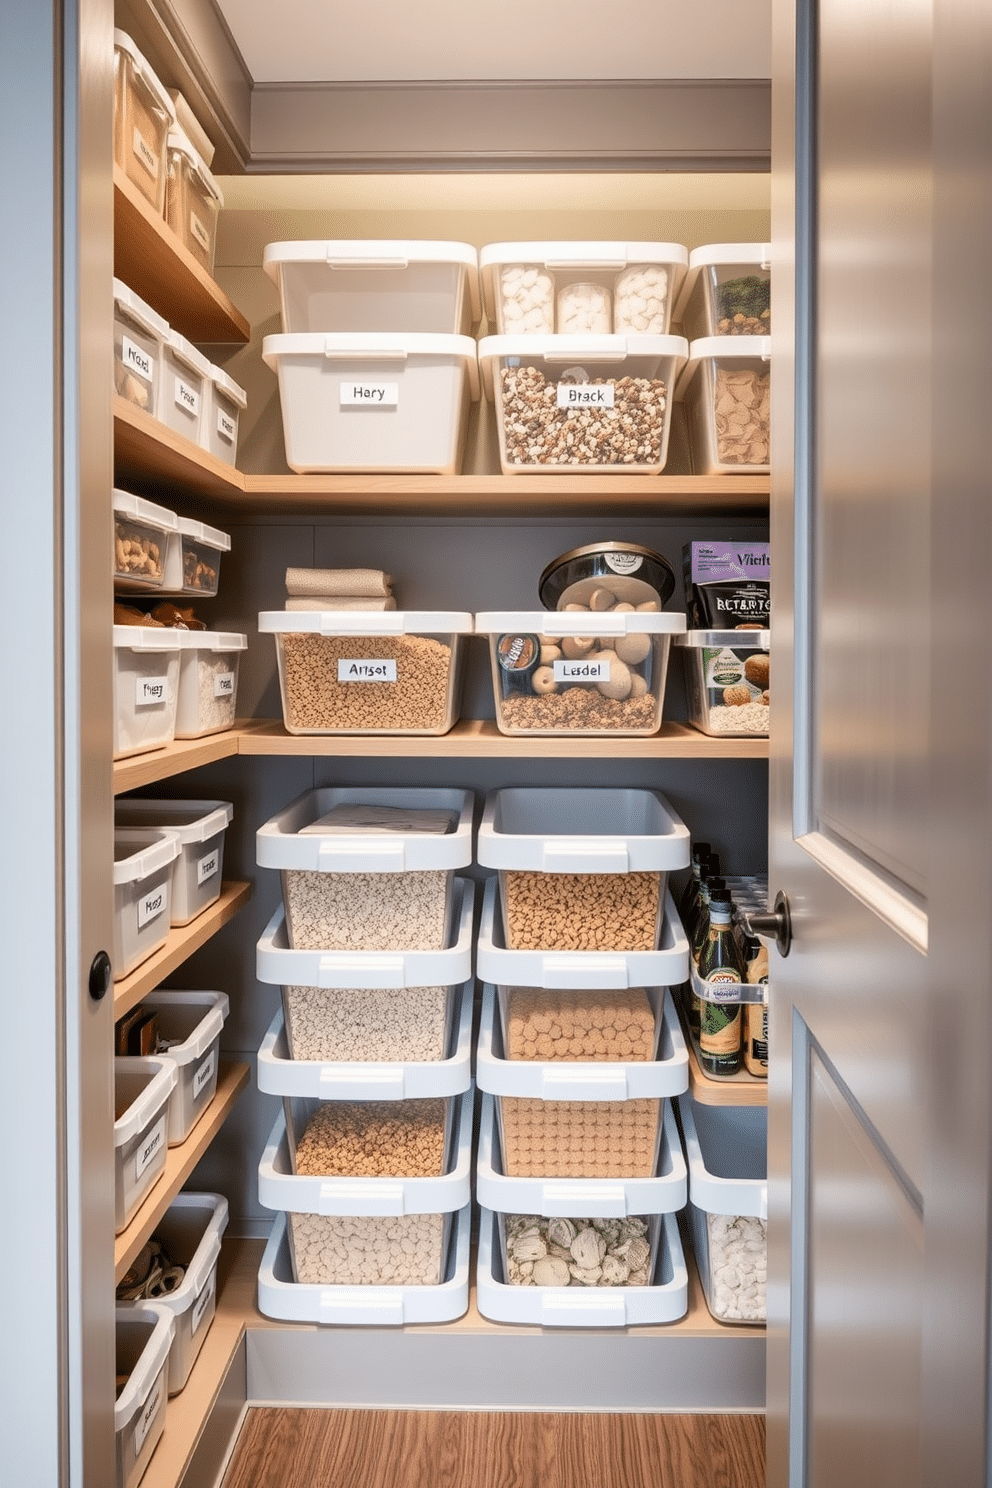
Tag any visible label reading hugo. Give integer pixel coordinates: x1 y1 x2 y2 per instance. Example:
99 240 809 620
196 848 220 886
137 884 167 929
132 126 158 178
134 1115 166 1182
337 658 398 683
213 670 235 699
121 335 153 384
217 406 237 444
191 1273 215 1336
553 657 611 683
193 1048 216 1100
556 381 614 410
133 1374 163 1457
189 210 210 252
134 675 169 708
339 382 399 408
174 375 200 418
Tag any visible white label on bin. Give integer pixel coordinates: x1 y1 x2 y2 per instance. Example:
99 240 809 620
339 382 399 408
553 658 611 683
556 382 615 410
174 376 200 417
135 675 170 708
134 1116 166 1182
193 1048 216 1099
191 1271 215 1336
196 848 220 885
121 335 153 383
189 209 210 252
213 670 235 699
132 126 158 178
137 884 167 929
337 659 398 682
132 1373 163 1457
217 406 237 443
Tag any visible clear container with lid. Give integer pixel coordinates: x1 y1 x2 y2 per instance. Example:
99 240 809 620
112 828 181 977
673 243 772 342
161 329 210 444
113 279 168 417
113 30 176 213
676 629 771 737
161 515 231 596
165 126 224 272
480 242 688 336
112 626 183 759
112 490 178 591
675 336 771 474
538 541 675 611
201 366 247 466
173 631 246 739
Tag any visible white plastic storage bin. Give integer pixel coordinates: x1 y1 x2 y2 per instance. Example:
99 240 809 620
673 242 771 342
477 786 690 951
255 877 475 991
112 828 181 978
115 1301 174 1488
257 1202 470 1325
476 1207 687 1327
140 991 229 1144
678 1093 768 1325
161 515 231 595
258 1087 472 1218
161 329 210 445
476 1090 686 1216
258 610 473 736
480 242 688 336
113 30 175 213
115 799 232 926
145 1192 228 1394
676 629 771 737
477 876 689 990
174 631 246 739
201 367 246 466
256 786 473 952
113 280 168 417
262 240 481 336
261 332 480 474
164 126 223 273
476 611 685 737
478 334 687 474
114 1057 177 1232
256 981 473 1100
113 490 178 592
676 336 771 474
476 983 688 1101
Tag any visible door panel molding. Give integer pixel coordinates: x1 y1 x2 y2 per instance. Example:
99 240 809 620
798 829 928 953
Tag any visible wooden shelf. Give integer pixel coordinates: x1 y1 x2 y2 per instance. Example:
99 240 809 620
113 728 243 795
114 166 250 344
114 1061 251 1285
680 1003 769 1107
113 882 253 1020
114 397 244 505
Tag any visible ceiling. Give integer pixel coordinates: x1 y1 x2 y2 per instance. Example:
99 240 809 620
211 0 771 84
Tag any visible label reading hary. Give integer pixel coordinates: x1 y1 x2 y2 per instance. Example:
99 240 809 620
340 382 399 408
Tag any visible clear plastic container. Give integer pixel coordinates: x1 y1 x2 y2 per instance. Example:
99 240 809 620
673 243 771 342
164 126 223 272
201 367 246 466
676 336 771 474
676 629 771 737
112 626 182 759
145 1193 228 1394
113 31 176 213
174 631 246 739
115 799 233 926
114 1301 174 1488
261 332 480 474
112 490 178 592
139 991 229 1143
113 1056 177 1231
479 242 688 336
478 334 687 474
112 827 181 978
161 329 210 445
678 1093 768 1325
262 240 481 336
476 611 684 737
161 514 231 596
259 610 472 736
113 279 168 417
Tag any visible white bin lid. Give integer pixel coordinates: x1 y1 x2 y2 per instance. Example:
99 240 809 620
177 514 232 549
174 630 247 652
113 489 179 533
112 279 169 339
675 629 771 649
261 331 481 398
113 1301 175 1432
206 367 247 409
112 625 185 652
263 238 481 314
166 125 224 206
685 241 772 272
115 798 234 843
475 610 685 639
113 1056 178 1147
113 30 176 122
165 328 211 378
255 785 473 872
674 335 771 400
112 827 181 885
258 609 473 636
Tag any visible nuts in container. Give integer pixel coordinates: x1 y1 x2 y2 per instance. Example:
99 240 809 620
498 1095 661 1178
677 629 771 738
504 988 656 1061
502 1214 654 1287
293 1098 448 1179
502 871 661 952
113 490 178 592
676 337 771 475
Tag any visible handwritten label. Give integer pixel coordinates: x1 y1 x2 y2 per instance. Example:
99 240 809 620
134 1116 166 1181
193 1048 216 1100
135 675 169 708
196 848 220 886
121 335 153 383
132 127 158 178
189 210 210 252
337 659 398 682
174 376 200 418
132 1373 163 1456
339 382 399 408
556 382 615 410
213 671 235 699
553 658 611 683
191 1272 215 1336
137 885 167 930
216 407 237 444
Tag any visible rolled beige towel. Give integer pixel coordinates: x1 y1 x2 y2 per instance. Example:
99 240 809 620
284 596 397 612
285 567 393 599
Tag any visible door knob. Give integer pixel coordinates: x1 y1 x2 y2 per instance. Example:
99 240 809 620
746 890 793 958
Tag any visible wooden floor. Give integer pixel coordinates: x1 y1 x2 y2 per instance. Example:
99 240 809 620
221 1408 765 1488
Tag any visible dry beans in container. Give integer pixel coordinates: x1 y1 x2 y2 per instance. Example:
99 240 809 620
503 870 660 952
294 1098 447 1178
714 367 770 465
283 985 449 1063
499 687 659 733
284 868 449 951
499 1096 660 1178
289 1212 446 1286
503 1214 652 1287
115 520 165 583
279 633 454 732
705 1213 767 1321
506 988 654 1062
498 366 668 467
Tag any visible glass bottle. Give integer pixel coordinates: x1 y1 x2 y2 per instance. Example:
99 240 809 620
678 840 712 929
697 888 744 1076
743 933 769 1078
688 870 724 1038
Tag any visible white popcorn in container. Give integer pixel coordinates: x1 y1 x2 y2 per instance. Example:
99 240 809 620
613 265 671 334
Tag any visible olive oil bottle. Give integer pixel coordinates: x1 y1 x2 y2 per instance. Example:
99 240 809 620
697 888 744 1076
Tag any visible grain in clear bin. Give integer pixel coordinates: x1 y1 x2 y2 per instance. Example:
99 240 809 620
113 30 175 212
676 337 771 474
113 280 168 417
673 242 771 342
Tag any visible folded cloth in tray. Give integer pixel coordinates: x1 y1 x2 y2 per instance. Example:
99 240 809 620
284 567 394 598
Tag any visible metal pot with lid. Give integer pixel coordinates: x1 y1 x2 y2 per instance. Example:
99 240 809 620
538 541 675 612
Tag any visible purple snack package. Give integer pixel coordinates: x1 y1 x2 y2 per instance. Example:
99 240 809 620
682 542 770 629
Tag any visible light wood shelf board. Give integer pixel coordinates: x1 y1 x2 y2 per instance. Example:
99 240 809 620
113 882 253 1020
114 1062 251 1284
114 398 245 504
236 718 770 760
682 1009 769 1107
114 167 250 344
113 730 242 795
